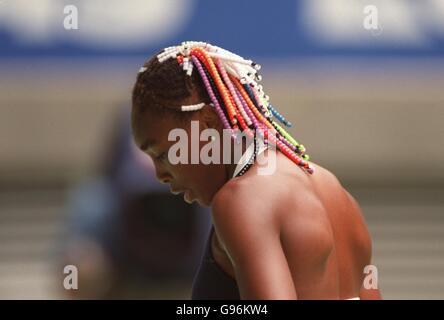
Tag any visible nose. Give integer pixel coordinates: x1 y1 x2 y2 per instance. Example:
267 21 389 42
154 164 172 184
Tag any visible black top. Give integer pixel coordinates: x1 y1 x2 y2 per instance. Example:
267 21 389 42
191 226 240 299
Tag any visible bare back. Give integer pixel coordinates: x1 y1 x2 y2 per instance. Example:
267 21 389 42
278 154 372 299
211 149 374 299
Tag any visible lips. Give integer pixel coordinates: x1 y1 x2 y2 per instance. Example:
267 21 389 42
170 187 186 195
184 189 193 203
170 186 195 203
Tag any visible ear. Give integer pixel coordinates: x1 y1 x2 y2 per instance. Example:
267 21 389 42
199 104 223 132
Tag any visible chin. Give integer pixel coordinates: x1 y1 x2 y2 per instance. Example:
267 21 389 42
184 190 204 206
193 195 204 206
189 189 213 207
198 199 211 207
195 194 210 207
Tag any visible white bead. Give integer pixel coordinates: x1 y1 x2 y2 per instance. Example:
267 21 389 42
183 57 189 71
184 46 190 56
157 47 177 60
186 63 194 76
224 63 240 78
181 102 205 112
207 52 253 66
158 54 172 63
157 48 179 63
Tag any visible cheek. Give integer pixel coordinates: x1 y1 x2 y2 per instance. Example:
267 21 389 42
173 164 210 192
194 164 226 196
172 162 225 200
171 163 200 186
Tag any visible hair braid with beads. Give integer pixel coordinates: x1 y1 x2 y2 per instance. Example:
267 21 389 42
132 41 314 174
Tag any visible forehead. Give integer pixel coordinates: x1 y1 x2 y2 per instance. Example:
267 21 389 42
133 111 190 151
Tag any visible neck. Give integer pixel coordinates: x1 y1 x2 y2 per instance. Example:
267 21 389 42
225 162 237 181
224 137 248 180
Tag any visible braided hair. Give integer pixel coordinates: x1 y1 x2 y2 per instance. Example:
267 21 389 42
132 41 314 174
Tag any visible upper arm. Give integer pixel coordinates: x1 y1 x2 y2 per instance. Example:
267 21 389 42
212 185 297 300
359 285 382 300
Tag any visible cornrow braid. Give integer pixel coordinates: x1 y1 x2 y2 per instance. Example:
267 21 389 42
133 41 314 174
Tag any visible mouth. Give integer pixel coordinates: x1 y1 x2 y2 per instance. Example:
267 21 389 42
170 188 185 195
170 187 195 204
184 189 194 204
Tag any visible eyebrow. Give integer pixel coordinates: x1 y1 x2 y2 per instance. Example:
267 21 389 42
140 138 157 151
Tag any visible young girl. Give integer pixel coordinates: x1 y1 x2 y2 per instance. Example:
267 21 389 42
131 41 381 300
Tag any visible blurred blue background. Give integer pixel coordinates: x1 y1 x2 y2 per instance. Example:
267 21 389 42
2 0 444 57
0 0 443 299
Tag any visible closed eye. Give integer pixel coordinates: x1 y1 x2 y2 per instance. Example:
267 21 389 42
156 152 167 161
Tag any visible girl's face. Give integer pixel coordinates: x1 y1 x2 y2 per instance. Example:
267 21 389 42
132 107 232 207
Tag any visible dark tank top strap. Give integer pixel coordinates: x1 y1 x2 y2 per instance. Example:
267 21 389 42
203 226 216 262
191 225 240 300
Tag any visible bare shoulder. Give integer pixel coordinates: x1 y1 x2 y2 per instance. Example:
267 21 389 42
211 169 296 227
211 177 277 230
211 170 334 260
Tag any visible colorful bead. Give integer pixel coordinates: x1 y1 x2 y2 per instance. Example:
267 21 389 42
151 41 313 175
216 59 253 128
268 103 292 127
